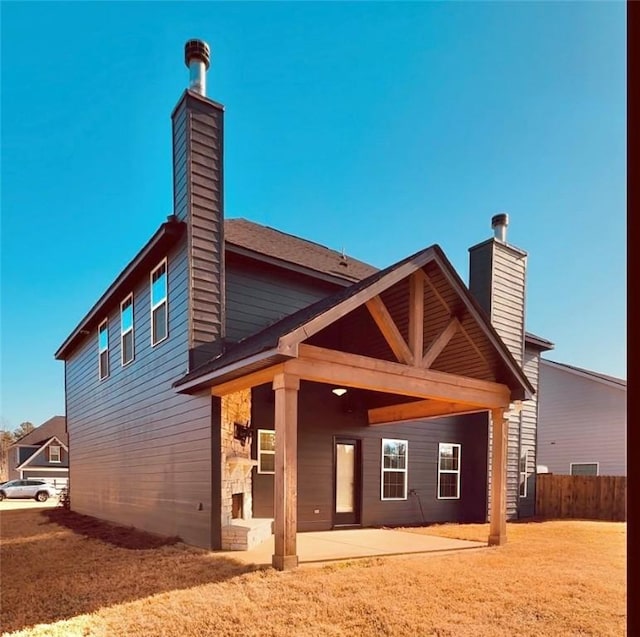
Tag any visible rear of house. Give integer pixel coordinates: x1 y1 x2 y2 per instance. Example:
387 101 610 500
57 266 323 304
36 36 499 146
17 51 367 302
55 40 551 566
537 360 627 476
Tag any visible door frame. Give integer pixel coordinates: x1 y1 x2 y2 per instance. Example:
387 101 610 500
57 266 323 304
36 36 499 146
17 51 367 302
332 437 362 527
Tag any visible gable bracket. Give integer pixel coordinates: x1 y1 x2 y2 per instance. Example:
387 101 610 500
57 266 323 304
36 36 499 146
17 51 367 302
365 295 413 365
422 316 460 368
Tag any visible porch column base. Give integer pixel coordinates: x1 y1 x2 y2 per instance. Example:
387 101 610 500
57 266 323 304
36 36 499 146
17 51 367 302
488 534 507 547
272 554 299 571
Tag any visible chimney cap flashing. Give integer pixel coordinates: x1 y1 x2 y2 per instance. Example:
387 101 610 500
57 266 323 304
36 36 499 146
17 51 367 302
185 39 211 69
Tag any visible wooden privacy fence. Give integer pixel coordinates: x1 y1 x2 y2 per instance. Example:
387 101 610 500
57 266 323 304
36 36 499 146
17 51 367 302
536 474 626 521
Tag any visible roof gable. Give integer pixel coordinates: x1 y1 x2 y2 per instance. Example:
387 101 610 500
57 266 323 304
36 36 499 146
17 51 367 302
177 244 534 400
15 436 68 470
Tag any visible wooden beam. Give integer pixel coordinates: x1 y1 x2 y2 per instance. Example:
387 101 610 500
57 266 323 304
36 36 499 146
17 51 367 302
408 272 424 365
365 296 413 365
368 399 487 425
210 364 285 397
272 373 300 571
489 408 508 546
417 269 450 313
422 316 460 368
287 344 511 408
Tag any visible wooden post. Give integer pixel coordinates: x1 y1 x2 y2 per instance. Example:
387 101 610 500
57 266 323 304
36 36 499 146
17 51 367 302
272 373 300 570
489 408 508 546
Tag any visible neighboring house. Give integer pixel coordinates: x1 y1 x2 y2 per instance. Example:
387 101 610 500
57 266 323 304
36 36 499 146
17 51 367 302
54 40 552 569
7 416 69 488
537 359 627 476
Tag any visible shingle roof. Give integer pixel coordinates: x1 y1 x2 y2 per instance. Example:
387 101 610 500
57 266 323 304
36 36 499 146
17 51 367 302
225 218 378 283
11 416 67 447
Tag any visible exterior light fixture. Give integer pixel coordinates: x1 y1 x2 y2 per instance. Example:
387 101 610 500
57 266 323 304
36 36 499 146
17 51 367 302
332 388 348 397
233 421 253 447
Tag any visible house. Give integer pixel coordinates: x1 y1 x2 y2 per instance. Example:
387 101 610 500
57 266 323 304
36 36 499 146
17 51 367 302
54 39 553 570
7 416 69 488
537 359 627 476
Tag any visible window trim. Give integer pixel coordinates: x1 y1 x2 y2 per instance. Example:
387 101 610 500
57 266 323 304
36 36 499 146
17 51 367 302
120 293 135 366
150 258 168 347
98 318 109 380
257 429 275 475
49 445 61 463
519 449 529 498
569 462 600 476
437 442 461 500
380 438 408 501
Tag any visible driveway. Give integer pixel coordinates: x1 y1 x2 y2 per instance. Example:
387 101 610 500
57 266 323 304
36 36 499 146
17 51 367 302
0 499 59 511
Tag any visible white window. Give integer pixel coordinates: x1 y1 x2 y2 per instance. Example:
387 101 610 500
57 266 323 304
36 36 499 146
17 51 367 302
257 430 275 474
519 450 529 497
151 259 168 346
381 439 408 500
98 319 109 380
121 294 134 366
570 462 599 476
49 445 61 463
437 443 461 499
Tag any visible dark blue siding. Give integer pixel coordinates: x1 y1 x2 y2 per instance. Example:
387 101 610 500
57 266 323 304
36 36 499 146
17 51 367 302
65 236 214 548
252 382 488 531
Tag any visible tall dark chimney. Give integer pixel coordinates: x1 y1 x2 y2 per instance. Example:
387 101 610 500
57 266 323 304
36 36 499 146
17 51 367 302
172 39 225 369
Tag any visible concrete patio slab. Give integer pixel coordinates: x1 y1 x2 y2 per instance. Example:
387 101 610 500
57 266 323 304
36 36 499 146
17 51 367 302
216 528 486 568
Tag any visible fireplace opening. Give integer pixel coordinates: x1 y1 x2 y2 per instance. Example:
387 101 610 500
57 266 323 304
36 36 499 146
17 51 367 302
232 493 244 519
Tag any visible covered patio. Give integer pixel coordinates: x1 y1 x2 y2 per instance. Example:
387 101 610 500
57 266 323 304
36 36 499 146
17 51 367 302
218 527 486 567
176 245 534 570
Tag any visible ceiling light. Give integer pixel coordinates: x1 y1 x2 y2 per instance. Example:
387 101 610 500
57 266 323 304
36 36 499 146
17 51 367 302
332 388 348 397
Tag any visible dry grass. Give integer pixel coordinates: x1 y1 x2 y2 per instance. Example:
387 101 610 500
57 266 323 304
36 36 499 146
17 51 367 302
0 509 626 637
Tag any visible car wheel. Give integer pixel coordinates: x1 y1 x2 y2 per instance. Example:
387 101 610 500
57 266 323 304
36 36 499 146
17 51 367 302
35 491 49 502
0 491 5 501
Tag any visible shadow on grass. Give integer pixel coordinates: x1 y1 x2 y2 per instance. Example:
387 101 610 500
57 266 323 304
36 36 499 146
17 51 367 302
1 508 265 634
41 508 182 549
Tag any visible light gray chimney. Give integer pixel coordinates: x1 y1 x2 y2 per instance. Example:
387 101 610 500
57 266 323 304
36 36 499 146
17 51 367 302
172 39 225 369
468 213 526 365
185 39 210 96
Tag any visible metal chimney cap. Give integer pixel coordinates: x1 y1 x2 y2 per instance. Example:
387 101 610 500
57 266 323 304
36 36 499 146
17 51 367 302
185 39 211 70
491 213 509 229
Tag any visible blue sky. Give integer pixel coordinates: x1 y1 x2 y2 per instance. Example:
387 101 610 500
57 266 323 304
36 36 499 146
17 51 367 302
0 2 626 430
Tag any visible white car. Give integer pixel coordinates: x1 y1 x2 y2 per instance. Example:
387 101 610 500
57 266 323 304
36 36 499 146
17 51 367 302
0 479 59 502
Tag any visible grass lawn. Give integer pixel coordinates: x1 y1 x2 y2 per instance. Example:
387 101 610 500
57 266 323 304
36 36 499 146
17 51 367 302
0 508 626 637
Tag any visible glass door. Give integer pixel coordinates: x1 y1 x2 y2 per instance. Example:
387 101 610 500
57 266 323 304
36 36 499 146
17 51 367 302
334 438 360 526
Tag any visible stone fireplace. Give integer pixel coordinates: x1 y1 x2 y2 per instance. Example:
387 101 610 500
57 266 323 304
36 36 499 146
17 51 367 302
220 389 273 550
